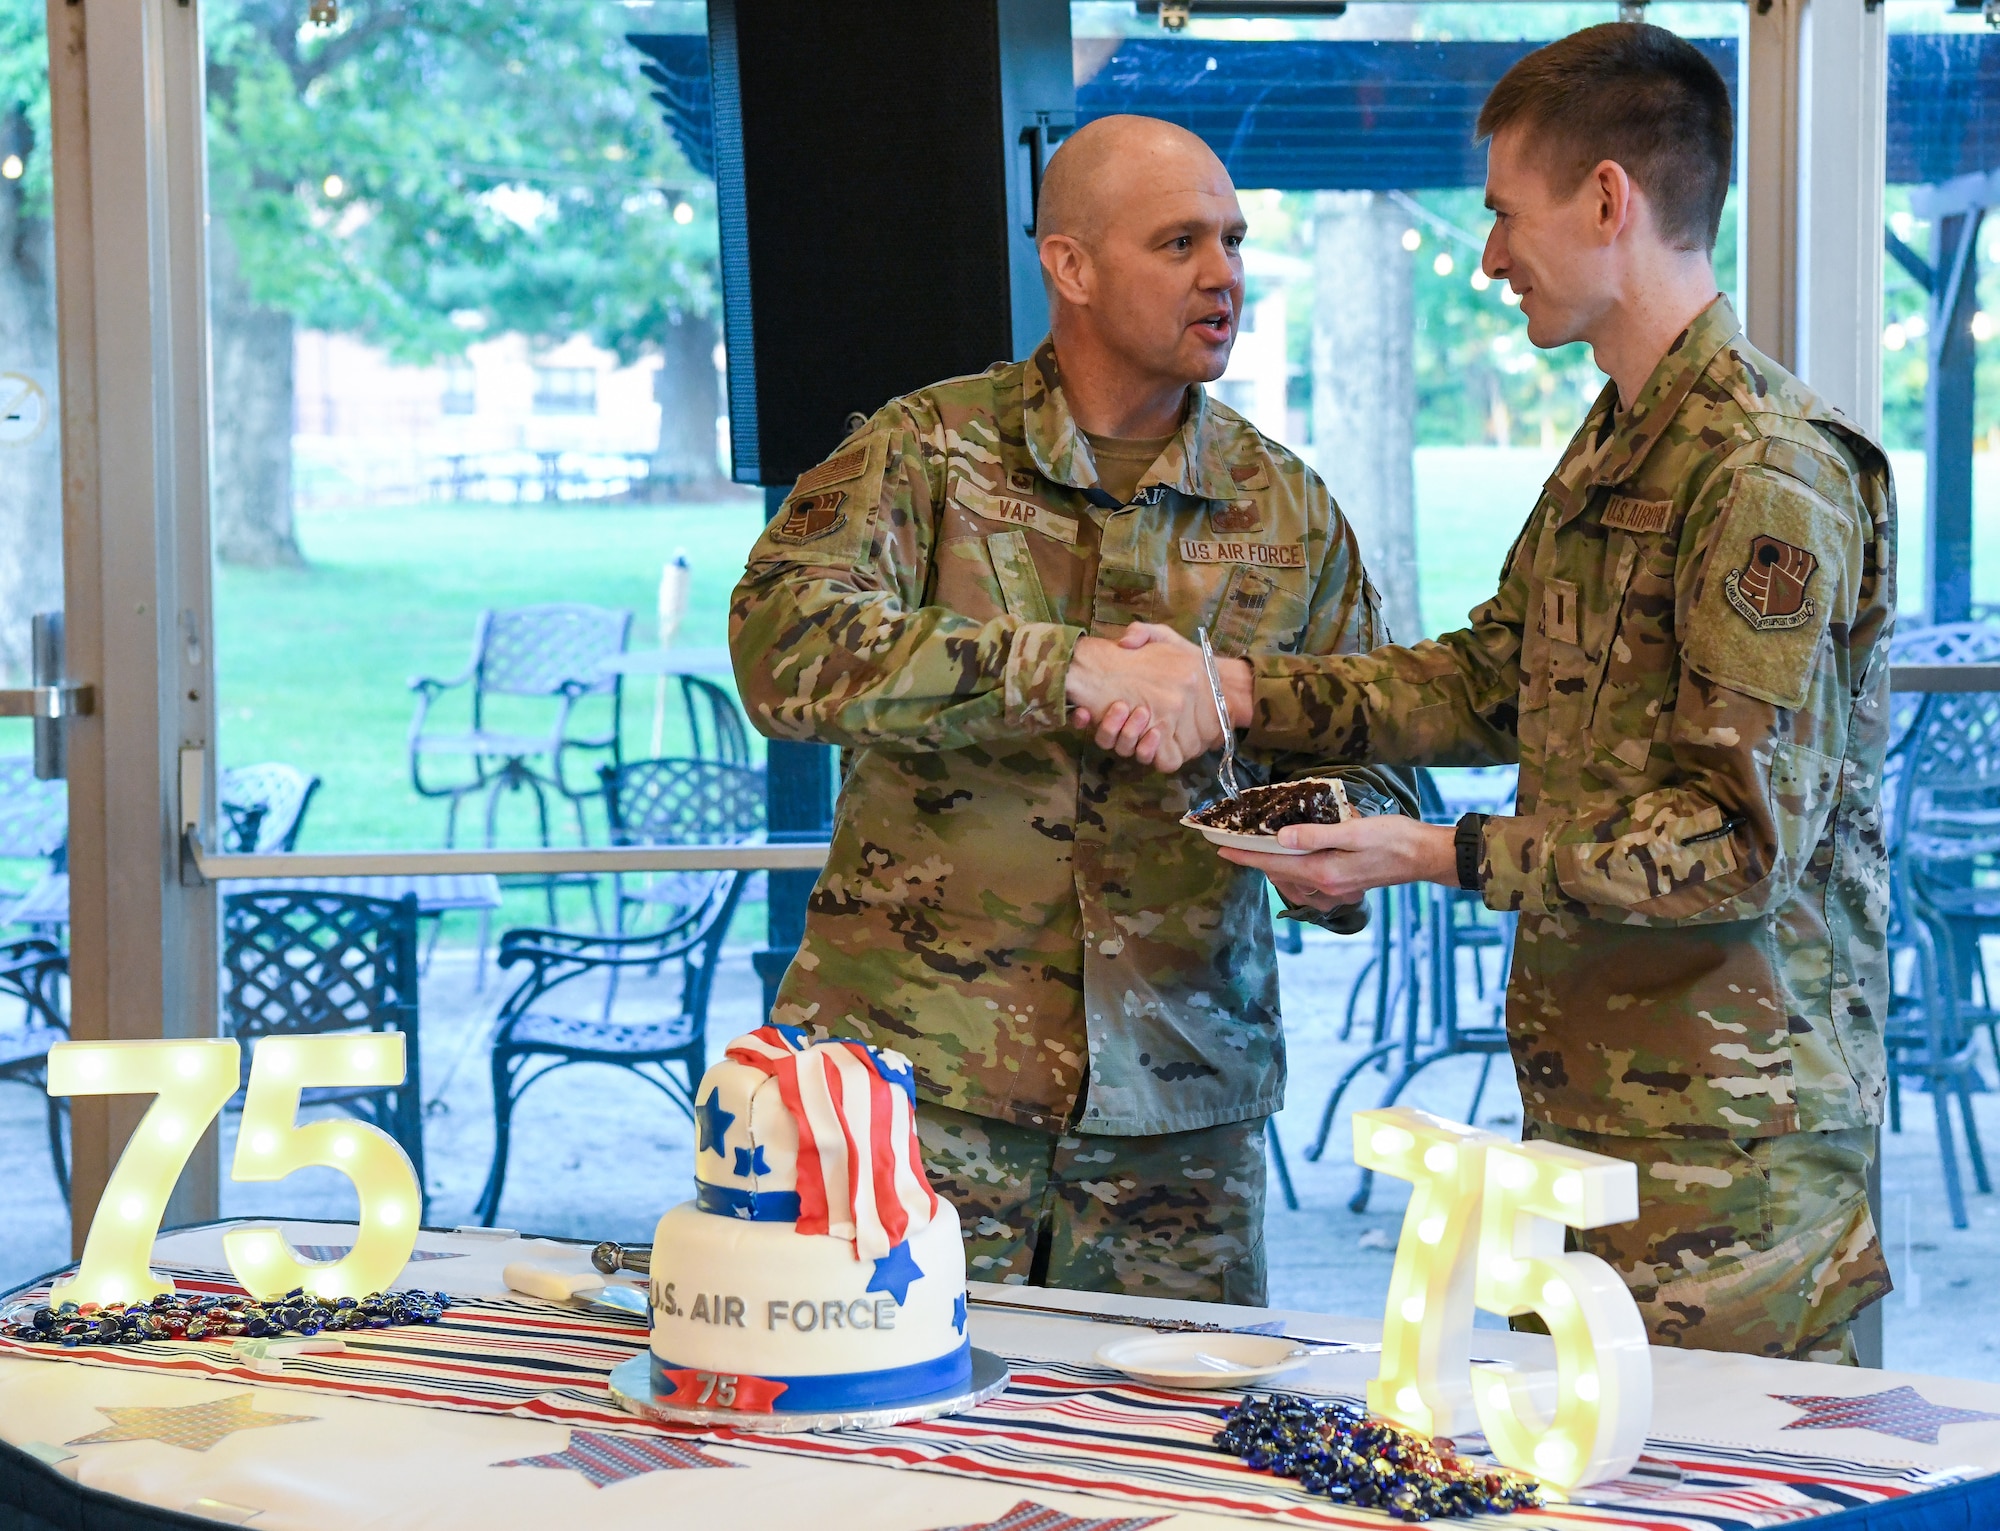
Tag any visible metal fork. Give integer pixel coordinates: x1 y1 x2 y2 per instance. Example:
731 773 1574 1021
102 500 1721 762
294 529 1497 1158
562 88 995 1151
1196 625 1242 799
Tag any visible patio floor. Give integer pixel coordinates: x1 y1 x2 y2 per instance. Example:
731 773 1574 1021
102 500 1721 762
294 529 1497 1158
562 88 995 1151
1 922 1995 1380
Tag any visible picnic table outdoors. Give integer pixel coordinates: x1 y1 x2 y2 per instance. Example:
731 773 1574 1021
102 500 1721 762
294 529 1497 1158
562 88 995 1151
1 1221 1997 1531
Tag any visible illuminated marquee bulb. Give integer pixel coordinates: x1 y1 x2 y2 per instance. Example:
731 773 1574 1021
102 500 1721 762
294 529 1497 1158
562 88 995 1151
1370 1126 1415 1158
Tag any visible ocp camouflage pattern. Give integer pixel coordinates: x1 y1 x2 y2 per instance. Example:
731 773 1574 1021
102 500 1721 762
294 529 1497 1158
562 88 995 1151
1526 1119 1890 1361
730 339 1411 1137
1249 298 1894 1142
917 1100 1268 1303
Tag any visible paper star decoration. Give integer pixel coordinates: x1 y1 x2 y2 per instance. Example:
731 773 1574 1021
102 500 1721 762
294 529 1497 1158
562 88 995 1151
930 1501 1165 1531
66 1393 319 1453
496 1429 735 1485
733 1144 770 1177
695 1088 735 1155
1773 1385 2000 1444
953 1292 968 1335
867 1240 925 1306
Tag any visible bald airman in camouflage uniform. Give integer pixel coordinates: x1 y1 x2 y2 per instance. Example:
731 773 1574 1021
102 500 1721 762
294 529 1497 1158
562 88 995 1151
729 337 1408 1303
1240 295 1895 1358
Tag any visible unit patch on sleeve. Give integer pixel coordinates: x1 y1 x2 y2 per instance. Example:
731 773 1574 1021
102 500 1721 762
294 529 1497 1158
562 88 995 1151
1178 539 1304 568
1724 534 1819 631
1602 494 1675 534
773 490 848 544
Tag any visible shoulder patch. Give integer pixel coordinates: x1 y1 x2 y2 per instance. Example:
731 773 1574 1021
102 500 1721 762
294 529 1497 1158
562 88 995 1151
1602 494 1674 534
791 445 868 499
1723 535 1819 631
772 489 848 544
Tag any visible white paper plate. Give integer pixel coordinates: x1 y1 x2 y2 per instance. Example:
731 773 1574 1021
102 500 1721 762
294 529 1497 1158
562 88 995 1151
1093 1332 1310 1387
1178 816 1313 856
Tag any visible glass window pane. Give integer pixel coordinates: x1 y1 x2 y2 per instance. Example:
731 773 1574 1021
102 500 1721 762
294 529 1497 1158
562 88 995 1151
204 0 743 1235
1882 0 2000 623
0 0 68 1291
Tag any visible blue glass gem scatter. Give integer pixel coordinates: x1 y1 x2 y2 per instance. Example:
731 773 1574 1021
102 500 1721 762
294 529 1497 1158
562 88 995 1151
1212 1395 1543 1522
0 1288 449 1346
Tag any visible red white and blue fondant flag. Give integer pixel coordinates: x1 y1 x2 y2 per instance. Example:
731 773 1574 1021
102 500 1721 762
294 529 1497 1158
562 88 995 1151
726 1026 939 1261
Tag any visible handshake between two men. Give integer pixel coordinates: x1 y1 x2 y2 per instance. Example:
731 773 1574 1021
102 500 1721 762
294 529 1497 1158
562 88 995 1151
1061 623 1462 913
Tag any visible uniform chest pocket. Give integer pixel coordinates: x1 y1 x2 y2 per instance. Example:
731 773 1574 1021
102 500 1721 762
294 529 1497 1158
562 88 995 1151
930 534 1012 622
1206 566 1307 656
1589 537 1679 773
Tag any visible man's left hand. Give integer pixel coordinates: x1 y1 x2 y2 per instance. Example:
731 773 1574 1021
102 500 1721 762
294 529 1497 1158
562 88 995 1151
1218 815 1459 906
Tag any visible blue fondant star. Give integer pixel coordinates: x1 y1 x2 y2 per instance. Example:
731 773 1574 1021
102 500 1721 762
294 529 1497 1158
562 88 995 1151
866 1241 925 1306
733 1144 770 1178
865 1048 918 1103
952 1292 967 1335
694 1088 735 1156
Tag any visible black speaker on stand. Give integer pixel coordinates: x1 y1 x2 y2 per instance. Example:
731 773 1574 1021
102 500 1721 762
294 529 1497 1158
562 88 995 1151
696 0 1074 1015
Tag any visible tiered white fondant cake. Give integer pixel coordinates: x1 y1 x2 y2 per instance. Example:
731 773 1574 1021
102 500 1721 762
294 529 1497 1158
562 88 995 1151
648 1025 970 1413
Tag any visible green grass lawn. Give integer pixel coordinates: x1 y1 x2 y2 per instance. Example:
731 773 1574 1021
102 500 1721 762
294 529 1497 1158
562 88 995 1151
214 493 773 852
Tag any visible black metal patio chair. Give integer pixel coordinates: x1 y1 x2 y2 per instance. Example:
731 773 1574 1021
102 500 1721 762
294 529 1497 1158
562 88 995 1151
407 603 632 849
0 938 68 1196
220 890 426 1197
675 675 752 766
219 763 321 854
0 758 68 940
606 756 764 934
473 759 757 1225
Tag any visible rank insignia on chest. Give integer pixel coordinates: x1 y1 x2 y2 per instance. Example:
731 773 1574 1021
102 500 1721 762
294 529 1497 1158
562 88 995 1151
1724 534 1819 630
775 489 847 544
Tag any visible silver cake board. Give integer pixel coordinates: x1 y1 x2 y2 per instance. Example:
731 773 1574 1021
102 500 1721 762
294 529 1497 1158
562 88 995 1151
607 1348 1009 1433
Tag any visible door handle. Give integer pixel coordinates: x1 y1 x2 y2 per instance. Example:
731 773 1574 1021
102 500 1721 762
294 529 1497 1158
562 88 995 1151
0 684 93 719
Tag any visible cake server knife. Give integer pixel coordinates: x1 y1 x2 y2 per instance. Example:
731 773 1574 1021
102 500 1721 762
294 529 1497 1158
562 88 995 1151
1195 625 1242 799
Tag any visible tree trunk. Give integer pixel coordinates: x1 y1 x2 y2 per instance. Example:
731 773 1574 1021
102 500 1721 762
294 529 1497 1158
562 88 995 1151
648 309 722 498
0 112 63 683
209 222 303 567
1310 190 1421 643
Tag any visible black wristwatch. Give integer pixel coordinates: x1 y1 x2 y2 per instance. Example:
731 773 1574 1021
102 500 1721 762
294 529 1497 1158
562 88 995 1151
1453 812 1488 893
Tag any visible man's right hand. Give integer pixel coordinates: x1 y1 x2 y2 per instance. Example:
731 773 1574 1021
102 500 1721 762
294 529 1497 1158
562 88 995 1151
1065 622 1221 771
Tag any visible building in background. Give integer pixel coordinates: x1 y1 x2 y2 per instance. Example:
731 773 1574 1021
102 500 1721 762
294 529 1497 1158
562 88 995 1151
291 329 729 508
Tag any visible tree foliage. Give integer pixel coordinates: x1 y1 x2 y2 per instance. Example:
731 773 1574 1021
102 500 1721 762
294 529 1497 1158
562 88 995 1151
204 0 717 367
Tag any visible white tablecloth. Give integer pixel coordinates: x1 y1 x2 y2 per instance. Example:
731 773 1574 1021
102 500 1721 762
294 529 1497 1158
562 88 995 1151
1 1221 1997 1530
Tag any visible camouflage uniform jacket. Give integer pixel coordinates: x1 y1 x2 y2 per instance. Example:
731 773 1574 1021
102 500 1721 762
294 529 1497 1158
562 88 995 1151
730 339 1406 1137
1249 298 1894 1139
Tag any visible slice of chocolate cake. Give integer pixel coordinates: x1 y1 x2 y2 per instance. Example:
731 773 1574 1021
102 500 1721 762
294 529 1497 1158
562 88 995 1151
1188 777 1351 835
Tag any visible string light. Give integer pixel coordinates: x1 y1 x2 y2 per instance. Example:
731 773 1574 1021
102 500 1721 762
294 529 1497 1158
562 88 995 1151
1401 228 1422 252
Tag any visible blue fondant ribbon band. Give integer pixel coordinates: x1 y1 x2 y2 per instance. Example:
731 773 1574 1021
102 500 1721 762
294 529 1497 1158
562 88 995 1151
651 1341 972 1412
696 1181 803 1221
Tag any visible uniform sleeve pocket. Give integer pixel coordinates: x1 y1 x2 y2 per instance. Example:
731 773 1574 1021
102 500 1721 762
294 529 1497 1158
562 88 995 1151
1683 468 1844 711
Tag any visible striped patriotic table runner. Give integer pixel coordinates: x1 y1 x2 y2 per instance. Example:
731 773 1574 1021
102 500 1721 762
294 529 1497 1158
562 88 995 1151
0 1266 1970 1529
